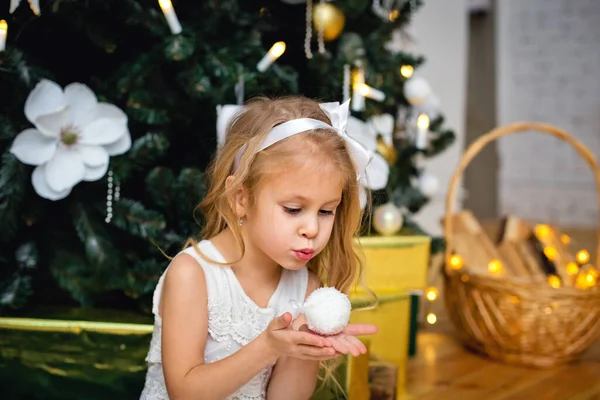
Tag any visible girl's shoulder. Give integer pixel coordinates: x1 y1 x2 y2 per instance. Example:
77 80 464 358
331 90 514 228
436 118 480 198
178 239 226 268
153 240 225 315
161 240 226 294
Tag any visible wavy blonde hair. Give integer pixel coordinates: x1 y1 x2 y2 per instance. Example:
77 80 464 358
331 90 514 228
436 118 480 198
188 95 366 294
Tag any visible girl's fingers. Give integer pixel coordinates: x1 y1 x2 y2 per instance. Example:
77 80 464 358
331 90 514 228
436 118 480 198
292 331 329 347
297 344 336 358
298 354 340 361
329 337 351 355
297 324 333 347
344 335 367 355
337 336 359 356
343 323 378 336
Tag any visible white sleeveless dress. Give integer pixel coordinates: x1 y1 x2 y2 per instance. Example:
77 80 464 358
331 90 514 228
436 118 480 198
140 240 308 399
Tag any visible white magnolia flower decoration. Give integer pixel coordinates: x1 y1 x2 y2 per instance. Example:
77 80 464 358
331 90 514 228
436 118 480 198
9 0 40 15
346 115 392 208
10 79 131 201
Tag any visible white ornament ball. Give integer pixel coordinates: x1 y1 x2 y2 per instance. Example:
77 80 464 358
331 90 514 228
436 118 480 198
373 202 403 236
404 77 431 105
419 172 439 197
304 287 351 335
413 94 441 120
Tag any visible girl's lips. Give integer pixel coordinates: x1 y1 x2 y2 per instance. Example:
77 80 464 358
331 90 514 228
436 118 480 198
293 249 314 261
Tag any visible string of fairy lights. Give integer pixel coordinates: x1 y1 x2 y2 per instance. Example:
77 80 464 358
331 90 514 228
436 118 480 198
423 224 598 326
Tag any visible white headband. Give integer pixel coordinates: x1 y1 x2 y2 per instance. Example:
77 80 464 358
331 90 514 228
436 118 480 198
217 100 372 180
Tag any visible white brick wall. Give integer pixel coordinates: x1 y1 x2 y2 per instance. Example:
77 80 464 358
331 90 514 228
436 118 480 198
496 0 600 228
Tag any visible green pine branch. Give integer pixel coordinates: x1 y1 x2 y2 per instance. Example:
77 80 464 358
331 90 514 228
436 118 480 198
109 48 164 96
121 0 171 37
173 168 207 235
127 258 168 302
145 167 205 241
176 65 212 100
164 35 196 62
0 115 17 141
0 275 33 312
111 132 170 181
392 184 428 213
50 249 95 307
173 168 206 214
0 48 48 90
111 198 166 240
71 203 123 270
126 90 172 125
427 130 456 157
145 167 175 209
0 153 28 242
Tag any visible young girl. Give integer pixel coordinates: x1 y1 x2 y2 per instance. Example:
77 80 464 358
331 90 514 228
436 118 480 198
140 96 378 399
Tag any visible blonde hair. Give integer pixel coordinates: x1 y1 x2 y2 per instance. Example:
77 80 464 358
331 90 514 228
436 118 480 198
188 95 366 294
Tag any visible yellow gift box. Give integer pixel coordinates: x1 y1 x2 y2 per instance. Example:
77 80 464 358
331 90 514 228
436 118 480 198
351 235 431 399
353 235 431 294
350 291 412 400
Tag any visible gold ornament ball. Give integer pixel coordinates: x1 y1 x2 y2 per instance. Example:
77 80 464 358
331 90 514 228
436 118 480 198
373 203 403 236
313 3 345 41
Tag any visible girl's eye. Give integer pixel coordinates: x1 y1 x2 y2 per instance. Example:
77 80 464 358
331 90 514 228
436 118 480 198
319 210 335 216
284 207 301 215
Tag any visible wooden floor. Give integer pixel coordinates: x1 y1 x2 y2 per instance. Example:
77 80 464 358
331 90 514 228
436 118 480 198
403 327 600 400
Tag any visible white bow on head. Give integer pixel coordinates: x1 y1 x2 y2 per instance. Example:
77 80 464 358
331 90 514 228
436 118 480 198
217 99 373 180
216 104 245 148
318 100 373 180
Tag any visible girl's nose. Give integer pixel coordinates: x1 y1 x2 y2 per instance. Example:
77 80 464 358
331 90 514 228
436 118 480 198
299 215 318 238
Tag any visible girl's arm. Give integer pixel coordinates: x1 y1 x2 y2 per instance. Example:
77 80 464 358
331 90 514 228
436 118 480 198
161 254 333 400
266 272 379 400
266 272 323 400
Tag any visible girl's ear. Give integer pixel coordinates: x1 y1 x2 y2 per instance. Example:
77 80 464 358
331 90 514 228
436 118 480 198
225 175 249 219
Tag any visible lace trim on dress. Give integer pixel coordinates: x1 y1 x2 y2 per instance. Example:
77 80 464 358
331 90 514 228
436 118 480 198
207 294 275 346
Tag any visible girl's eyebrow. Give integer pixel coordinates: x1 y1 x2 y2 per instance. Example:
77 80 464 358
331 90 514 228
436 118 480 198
284 195 341 205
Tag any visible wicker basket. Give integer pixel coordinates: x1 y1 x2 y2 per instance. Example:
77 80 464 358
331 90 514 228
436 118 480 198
443 122 600 368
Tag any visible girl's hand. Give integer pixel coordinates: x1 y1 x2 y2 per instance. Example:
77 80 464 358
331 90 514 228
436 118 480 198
262 312 337 361
299 323 378 357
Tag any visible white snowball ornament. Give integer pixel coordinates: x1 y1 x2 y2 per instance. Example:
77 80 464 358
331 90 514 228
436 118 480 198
303 287 352 335
403 77 431 105
413 94 441 120
418 172 440 197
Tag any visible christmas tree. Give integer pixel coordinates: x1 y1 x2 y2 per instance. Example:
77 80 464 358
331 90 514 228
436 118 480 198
0 0 454 313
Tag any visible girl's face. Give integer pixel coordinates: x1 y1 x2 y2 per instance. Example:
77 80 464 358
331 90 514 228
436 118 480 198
243 161 344 271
